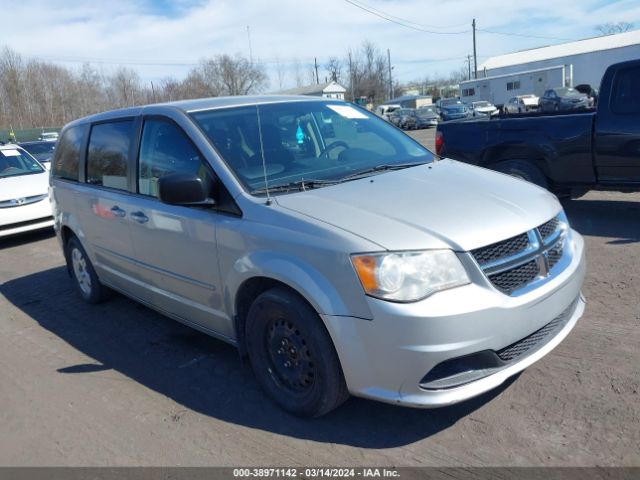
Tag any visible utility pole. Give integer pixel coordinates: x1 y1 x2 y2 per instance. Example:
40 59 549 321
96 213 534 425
472 18 478 79
467 55 472 80
247 25 253 63
387 48 393 100
314 57 319 84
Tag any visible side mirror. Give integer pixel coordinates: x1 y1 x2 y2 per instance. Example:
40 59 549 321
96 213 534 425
158 173 215 206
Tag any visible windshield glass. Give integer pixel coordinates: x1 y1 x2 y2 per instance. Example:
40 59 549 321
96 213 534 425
0 148 44 178
191 101 434 194
440 99 463 107
20 142 56 161
473 101 490 108
556 88 581 97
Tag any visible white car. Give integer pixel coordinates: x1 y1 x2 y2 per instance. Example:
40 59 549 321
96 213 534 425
470 101 499 117
504 95 539 114
39 132 59 142
0 145 53 238
374 104 402 122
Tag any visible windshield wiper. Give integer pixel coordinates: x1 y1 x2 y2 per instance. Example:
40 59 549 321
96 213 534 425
337 161 429 183
250 178 338 195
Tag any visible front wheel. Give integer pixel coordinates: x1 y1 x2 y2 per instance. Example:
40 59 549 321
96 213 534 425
245 287 349 417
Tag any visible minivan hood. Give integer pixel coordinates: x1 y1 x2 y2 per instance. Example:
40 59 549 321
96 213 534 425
0 172 49 202
275 160 561 252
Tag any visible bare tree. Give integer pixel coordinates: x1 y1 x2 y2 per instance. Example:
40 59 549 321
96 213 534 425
344 40 388 104
292 58 304 87
106 67 141 108
325 57 342 83
216 54 268 95
596 22 634 35
0 47 266 132
273 56 286 90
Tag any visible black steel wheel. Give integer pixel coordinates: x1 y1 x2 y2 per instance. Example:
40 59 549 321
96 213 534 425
245 287 349 417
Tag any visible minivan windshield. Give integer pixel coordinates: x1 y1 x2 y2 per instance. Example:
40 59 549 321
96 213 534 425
0 148 44 178
191 101 434 194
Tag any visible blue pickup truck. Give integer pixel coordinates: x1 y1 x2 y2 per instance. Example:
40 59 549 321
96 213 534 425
436 60 640 196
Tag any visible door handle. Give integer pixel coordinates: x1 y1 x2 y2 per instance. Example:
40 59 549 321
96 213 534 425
130 211 149 224
110 206 126 218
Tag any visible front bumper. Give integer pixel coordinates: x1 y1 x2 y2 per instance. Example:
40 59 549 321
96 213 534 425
441 112 468 121
416 118 438 127
323 230 586 408
0 197 53 238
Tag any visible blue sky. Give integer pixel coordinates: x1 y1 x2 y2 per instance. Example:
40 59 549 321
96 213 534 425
5 0 640 89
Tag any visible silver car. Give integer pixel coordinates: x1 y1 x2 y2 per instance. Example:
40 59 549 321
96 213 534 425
50 96 586 417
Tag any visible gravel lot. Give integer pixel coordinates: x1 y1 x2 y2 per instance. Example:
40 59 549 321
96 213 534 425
0 128 638 466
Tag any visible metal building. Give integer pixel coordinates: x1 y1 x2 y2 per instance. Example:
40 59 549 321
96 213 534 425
459 29 640 107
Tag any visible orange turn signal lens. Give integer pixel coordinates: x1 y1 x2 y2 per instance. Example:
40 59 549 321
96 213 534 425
351 255 379 291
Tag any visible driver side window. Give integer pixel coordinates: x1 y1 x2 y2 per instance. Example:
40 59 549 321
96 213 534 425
138 119 208 198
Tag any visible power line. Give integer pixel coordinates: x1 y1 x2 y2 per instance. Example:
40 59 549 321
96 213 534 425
344 0 469 30
343 0 470 34
343 0 576 42
477 28 574 41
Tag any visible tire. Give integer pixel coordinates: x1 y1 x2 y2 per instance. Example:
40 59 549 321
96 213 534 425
245 287 349 417
494 160 548 190
65 236 112 304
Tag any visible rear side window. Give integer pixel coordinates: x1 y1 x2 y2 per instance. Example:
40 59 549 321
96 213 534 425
52 126 83 181
611 66 640 114
86 120 134 190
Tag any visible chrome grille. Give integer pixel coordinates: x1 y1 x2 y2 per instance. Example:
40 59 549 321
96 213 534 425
489 260 540 294
471 233 529 265
538 217 559 240
471 214 568 296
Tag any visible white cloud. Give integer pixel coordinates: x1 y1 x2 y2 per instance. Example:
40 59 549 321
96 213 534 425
4 0 640 88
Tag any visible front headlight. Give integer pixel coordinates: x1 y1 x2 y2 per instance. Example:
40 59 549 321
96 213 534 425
351 250 470 302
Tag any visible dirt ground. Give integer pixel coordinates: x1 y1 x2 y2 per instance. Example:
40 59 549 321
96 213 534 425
0 128 638 466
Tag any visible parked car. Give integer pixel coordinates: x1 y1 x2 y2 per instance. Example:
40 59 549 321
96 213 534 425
503 94 539 114
388 108 417 129
415 106 440 128
436 60 640 197
374 104 401 122
39 132 59 142
436 98 469 121
574 84 598 106
539 87 590 112
19 140 56 169
469 101 499 117
0 144 53 237
51 96 586 417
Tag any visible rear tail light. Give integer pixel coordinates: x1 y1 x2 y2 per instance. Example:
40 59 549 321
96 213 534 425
435 130 444 156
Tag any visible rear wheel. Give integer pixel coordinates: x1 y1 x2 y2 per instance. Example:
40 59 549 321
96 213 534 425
65 236 111 303
245 287 349 417
495 160 548 190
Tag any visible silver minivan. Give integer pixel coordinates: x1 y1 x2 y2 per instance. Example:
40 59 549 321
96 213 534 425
50 96 586 417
